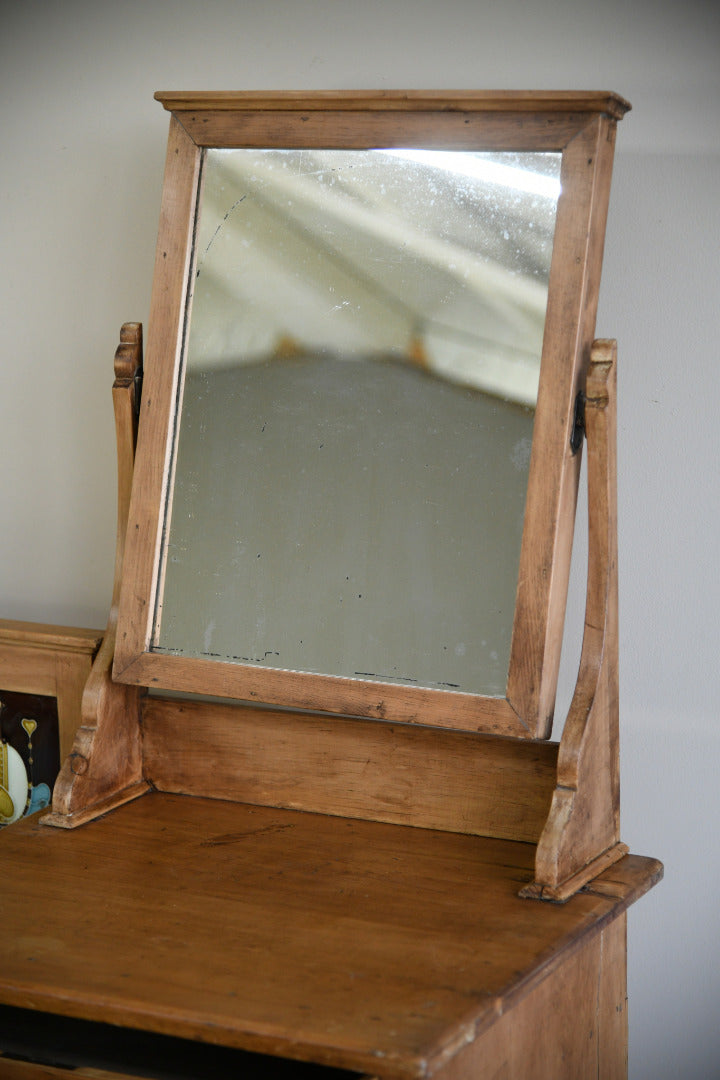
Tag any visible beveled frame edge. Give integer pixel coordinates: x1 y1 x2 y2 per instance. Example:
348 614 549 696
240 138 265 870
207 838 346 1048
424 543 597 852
114 92 626 740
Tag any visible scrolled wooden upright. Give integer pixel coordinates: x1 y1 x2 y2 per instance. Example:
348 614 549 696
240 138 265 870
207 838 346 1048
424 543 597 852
43 322 150 828
522 340 626 900
0 93 661 1080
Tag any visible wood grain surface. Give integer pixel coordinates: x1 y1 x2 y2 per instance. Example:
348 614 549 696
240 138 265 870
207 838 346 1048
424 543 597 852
141 696 558 843
0 792 661 1078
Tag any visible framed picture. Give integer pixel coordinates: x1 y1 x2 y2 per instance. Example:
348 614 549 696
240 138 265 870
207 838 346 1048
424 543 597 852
0 621 101 825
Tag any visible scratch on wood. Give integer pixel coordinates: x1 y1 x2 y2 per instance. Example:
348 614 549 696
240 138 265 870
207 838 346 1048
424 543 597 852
200 823 295 846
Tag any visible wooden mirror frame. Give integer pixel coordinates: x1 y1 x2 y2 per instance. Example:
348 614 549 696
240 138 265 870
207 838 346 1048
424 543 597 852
113 91 630 741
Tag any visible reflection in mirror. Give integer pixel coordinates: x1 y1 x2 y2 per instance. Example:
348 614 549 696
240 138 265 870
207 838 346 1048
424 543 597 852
152 148 560 696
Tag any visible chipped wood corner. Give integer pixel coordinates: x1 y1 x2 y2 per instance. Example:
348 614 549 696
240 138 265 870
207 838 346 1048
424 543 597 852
42 324 150 829
520 339 623 901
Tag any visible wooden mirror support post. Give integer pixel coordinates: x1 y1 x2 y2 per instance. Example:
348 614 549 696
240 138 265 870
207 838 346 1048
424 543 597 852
43 323 150 829
522 339 624 900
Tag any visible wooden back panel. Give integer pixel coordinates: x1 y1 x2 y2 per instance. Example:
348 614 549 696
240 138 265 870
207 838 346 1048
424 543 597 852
142 695 558 843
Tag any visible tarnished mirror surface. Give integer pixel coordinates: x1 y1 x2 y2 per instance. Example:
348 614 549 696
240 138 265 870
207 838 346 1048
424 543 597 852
152 148 560 696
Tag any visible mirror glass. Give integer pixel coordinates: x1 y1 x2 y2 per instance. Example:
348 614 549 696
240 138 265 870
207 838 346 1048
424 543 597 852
151 148 561 696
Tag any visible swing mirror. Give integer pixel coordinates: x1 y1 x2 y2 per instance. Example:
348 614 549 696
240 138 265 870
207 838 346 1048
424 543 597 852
114 91 629 738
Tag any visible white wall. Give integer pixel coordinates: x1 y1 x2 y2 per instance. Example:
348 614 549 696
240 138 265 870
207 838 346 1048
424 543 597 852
2 2 718 1075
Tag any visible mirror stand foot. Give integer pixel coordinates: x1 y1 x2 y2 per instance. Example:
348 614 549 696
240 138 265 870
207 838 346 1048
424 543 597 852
519 841 629 903
42 779 150 829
